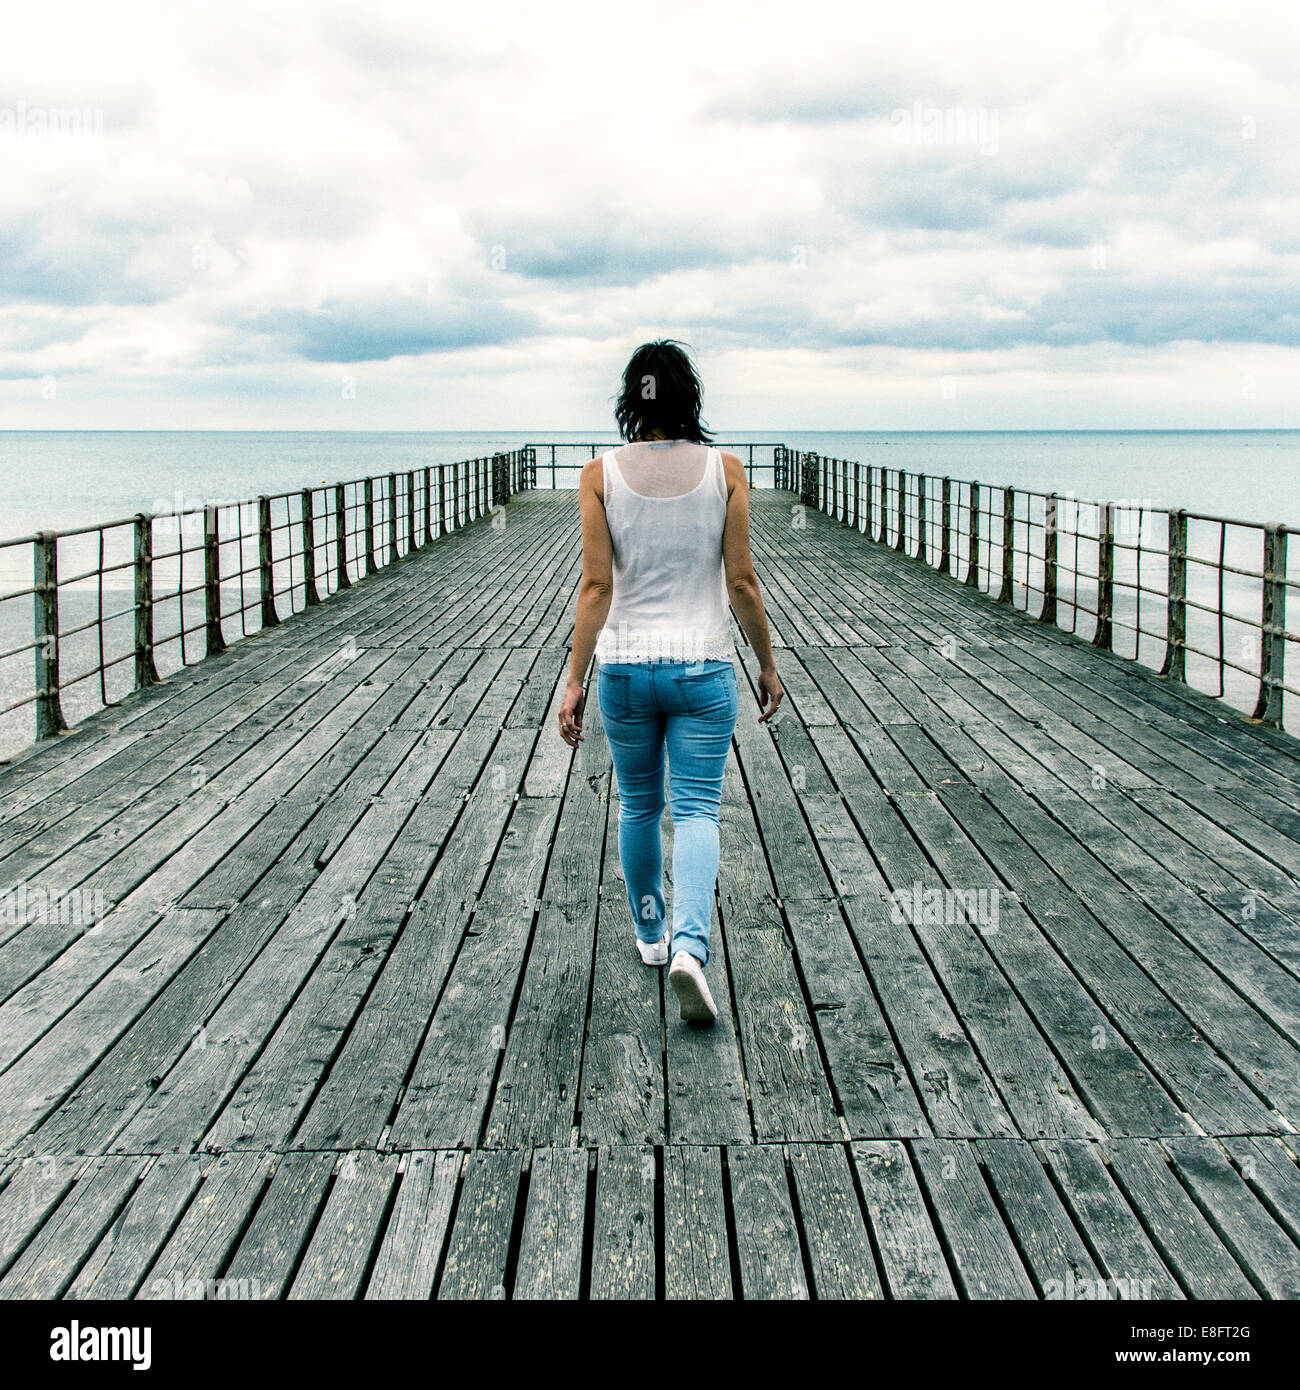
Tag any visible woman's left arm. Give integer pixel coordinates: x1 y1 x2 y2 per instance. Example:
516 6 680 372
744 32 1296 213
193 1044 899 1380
558 459 614 744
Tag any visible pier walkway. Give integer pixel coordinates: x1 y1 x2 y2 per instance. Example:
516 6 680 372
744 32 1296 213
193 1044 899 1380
1 487 1299 1299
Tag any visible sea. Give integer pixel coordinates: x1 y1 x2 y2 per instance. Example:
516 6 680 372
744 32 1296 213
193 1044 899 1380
2 430 1298 540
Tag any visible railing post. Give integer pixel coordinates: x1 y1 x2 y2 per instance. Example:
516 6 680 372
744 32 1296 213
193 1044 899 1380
800 452 818 507
423 466 434 545
1252 525 1288 727
334 483 352 590
997 486 1016 603
204 504 226 655
133 514 161 688
894 471 907 553
387 472 399 564
258 495 279 628
363 477 377 574
301 489 320 606
34 532 68 739
965 482 981 587
938 478 952 575
1092 501 1115 649
453 461 461 528
1160 509 1187 682
438 464 448 536
853 461 861 531
864 466 875 540
1039 492 1058 625
406 471 416 553
916 474 928 562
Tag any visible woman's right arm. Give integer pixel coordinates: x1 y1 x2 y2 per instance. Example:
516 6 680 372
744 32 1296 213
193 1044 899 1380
721 452 784 721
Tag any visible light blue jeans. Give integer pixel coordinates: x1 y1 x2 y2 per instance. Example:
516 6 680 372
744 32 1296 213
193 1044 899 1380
597 659 739 967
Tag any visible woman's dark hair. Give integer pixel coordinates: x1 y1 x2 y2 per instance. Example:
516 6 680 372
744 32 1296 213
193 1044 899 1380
612 339 714 444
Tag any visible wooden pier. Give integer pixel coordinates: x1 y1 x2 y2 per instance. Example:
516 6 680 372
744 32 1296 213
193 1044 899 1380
1 486 1298 1300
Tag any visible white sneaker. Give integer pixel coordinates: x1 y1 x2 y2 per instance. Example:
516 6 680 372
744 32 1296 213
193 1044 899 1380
669 951 718 1023
636 933 669 966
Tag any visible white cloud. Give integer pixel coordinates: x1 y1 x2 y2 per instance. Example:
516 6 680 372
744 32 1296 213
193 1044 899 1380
0 0 1296 426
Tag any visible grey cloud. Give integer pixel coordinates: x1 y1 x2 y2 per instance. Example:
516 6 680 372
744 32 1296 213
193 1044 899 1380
464 212 760 286
240 295 541 362
0 214 175 306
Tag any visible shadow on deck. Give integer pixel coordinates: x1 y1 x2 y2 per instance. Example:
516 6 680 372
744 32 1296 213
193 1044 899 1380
0 488 1298 1299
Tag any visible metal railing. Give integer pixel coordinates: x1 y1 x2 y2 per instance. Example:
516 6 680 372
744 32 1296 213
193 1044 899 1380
523 441 787 490
0 449 533 758
775 444 1296 733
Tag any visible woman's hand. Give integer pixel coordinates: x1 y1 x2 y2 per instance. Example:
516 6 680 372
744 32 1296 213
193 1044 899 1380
757 666 784 723
558 677 585 747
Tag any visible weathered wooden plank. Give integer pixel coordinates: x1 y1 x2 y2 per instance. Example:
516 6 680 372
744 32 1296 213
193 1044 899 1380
974 1139 1104 1297
221 1150 336 1299
136 1151 274 1299
588 1146 655 1300
68 1154 206 1299
800 798 1013 1139
829 777 1100 1140
780 895 930 1139
849 1140 957 1299
578 863 665 1148
714 766 840 1143
0 1155 85 1280
383 795 562 1152
288 1151 399 1299
1220 1137 1300 1248
365 1150 462 1299
0 908 228 1155
663 883 751 1145
437 1148 522 1300
483 744 607 1148
512 1146 589 1299
0 1155 146 1298
726 1144 808 1298
1160 1137 1300 1299
979 782 1298 1130
1103 1139 1258 1298
206 721 537 1154
21 797 379 1159
110 734 465 1155
786 1143 882 1298
1035 1140 1183 1299
909 1139 1037 1298
662 1145 732 1300
895 788 1189 1138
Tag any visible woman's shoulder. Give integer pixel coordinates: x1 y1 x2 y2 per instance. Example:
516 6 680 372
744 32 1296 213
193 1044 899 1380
718 450 746 498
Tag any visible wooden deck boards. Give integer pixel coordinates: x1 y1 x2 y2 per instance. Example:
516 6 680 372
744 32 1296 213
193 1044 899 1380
0 488 1298 1299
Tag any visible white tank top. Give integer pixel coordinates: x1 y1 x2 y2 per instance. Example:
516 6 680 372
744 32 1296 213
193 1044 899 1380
595 441 738 665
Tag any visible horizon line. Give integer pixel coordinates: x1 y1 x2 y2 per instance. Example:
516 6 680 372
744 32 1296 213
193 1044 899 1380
1 426 1297 435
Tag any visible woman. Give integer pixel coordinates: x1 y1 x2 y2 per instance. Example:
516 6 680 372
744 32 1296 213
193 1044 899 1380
557 340 784 1024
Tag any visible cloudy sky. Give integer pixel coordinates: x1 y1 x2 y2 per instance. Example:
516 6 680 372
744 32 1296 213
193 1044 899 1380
2 0 1296 429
